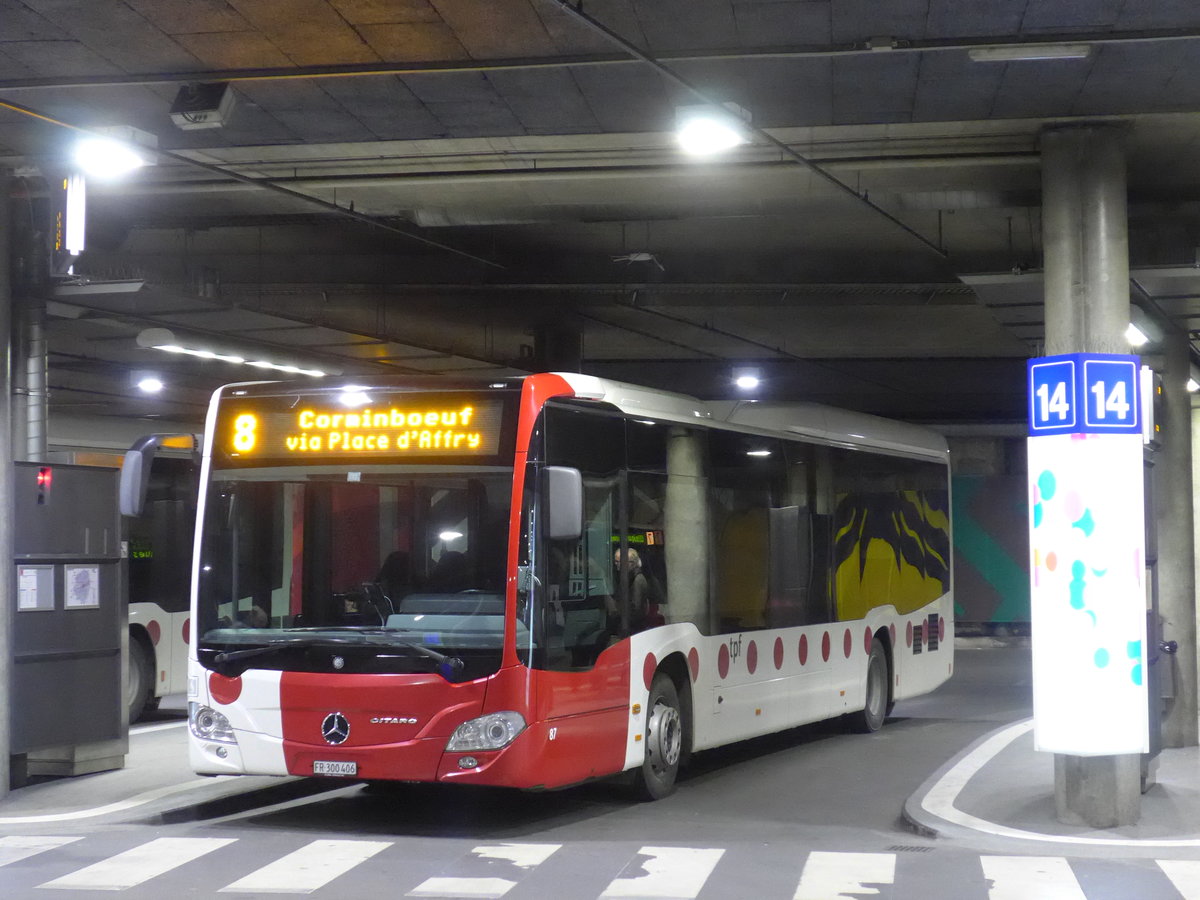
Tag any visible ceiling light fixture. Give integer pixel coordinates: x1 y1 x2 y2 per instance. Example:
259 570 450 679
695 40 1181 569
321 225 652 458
1126 306 1162 349
339 386 371 407
71 125 157 179
136 377 164 394
967 43 1092 63
676 103 751 156
733 367 761 391
136 327 334 378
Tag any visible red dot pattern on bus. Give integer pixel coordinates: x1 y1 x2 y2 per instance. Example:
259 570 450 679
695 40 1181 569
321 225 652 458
643 653 657 691
209 672 242 705
146 619 161 646
687 647 700 682
704 613 941 681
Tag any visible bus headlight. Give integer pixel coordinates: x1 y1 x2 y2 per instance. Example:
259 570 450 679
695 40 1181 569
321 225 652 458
446 711 526 751
189 702 237 744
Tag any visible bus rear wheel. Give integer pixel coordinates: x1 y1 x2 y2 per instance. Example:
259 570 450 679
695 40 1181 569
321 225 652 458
849 638 889 733
635 672 683 800
127 634 157 724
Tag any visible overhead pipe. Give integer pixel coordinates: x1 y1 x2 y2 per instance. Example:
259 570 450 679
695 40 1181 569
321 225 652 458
0 27 1198 91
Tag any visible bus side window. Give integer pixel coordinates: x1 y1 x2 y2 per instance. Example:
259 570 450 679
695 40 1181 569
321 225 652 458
771 442 834 626
627 472 668 631
709 432 784 632
542 403 625 670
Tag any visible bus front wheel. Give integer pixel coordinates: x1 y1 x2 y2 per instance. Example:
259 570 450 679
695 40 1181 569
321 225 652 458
635 672 683 800
849 638 889 733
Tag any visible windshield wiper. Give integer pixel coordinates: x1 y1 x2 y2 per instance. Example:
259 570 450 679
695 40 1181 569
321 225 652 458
212 637 354 664
354 630 465 673
210 634 464 674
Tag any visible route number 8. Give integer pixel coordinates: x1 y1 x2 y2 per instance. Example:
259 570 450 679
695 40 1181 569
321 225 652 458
232 413 258 452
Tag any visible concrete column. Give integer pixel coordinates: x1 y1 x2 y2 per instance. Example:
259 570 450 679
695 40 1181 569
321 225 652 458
531 324 582 373
1 178 13 799
1040 124 1140 826
665 427 708 630
1159 332 1197 747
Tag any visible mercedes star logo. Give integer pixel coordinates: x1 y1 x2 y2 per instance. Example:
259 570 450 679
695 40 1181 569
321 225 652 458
321 712 350 745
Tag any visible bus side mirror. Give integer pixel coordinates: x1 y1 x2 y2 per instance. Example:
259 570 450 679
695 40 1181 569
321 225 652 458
119 433 197 516
543 466 583 541
119 442 154 517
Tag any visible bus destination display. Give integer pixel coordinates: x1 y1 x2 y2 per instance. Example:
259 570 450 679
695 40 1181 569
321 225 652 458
220 395 505 460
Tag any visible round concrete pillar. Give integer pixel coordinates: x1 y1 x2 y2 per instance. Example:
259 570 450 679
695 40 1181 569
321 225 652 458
1041 125 1130 355
1040 124 1141 827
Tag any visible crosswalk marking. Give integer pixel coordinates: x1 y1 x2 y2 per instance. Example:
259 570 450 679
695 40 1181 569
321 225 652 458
407 843 561 898
38 837 235 891
220 839 392 894
5 833 1196 898
793 851 895 900
600 846 725 899
0 836 82 868
980 856 1087 900
1158 860 1200 900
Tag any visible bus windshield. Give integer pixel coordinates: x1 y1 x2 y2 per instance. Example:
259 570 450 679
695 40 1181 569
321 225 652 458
195 465 515 681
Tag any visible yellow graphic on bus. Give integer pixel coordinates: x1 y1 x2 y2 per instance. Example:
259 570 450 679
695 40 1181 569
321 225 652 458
834 490 949 620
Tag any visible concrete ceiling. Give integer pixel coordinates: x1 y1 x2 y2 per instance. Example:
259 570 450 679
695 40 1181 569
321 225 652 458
4 0 1200 431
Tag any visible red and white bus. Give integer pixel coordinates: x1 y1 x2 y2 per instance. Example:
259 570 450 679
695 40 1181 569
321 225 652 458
128 373 952 798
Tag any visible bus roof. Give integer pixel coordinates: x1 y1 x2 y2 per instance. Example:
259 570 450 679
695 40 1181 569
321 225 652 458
553 372 948 462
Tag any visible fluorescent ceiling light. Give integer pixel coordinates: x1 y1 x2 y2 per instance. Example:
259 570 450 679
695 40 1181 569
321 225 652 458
136 327 333 377
439 531 464 542
676 103 751 156
968 43 1092 62
64 173 86 254
136 377 164 394
746 449 772 457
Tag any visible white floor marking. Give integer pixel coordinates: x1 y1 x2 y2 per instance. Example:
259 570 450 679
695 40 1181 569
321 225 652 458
129 721 188 735
0 836 82 868
980 856 1087 900
0 777 253 825
38 836 235 891
601 846 725 899
1158 859 1200 899
793 851 895 900
406 843 561 898
472 844 560 867
408 877 523 898
219 839 391 893
919 718 1200 847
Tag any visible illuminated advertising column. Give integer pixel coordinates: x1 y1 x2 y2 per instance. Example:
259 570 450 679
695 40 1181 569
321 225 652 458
1027 354 1148 755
